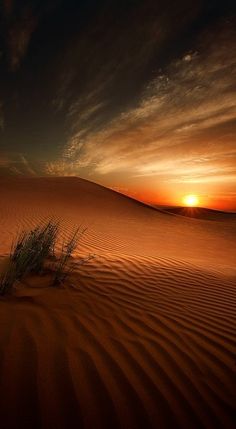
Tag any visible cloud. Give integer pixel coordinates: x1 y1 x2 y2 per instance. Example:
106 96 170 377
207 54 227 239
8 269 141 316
46 17 236 188
52 1 203 131
1 0 59 71
3 0 13 16
46 160 81 177
0 153 37 175
19 155 37 176
6 7 38 71
0 102 4 130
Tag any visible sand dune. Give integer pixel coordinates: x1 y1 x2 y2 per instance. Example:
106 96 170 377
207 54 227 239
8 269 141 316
0 177 235 429
158 206 236 221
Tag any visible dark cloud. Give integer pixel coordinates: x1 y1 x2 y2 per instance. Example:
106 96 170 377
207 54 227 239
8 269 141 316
3 0 14 16
1 1 38 70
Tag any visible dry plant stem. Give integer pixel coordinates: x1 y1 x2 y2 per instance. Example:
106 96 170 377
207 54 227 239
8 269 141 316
53 227 87 285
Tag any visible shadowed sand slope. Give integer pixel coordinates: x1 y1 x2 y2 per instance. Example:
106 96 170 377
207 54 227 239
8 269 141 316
0 177 235 429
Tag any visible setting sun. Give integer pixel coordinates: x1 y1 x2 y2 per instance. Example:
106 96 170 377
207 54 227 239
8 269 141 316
183 194 199 207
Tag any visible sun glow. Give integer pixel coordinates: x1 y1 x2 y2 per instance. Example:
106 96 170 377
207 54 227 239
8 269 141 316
183 194 199 207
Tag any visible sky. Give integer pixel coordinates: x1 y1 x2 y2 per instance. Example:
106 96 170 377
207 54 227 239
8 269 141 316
0 0 236 210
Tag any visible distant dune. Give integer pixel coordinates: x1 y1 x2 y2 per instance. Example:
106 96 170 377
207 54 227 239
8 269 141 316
0 177 235 429
155 205 236 221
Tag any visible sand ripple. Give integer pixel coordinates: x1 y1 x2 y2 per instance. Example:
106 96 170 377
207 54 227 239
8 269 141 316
0 177 235 428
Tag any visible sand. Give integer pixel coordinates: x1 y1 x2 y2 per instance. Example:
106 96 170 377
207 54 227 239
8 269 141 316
0 176 235 429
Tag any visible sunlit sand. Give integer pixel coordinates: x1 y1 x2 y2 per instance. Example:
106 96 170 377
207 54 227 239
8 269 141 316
0 177 235 429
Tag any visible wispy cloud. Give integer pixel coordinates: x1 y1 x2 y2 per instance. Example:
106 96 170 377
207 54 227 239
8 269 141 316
1 1 59 71
0 153 37 175
4 5 38 71
47 18 236 188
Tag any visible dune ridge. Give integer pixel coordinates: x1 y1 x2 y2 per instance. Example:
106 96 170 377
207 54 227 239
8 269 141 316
0 177 235 429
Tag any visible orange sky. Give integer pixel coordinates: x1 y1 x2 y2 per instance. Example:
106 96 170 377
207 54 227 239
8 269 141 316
106 180 236 211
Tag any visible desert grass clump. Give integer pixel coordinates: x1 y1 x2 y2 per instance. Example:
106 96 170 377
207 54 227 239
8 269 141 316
11 221 58 275
53 227 85 285
0 221 58 295
0 262 18 296
0 221 91 296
